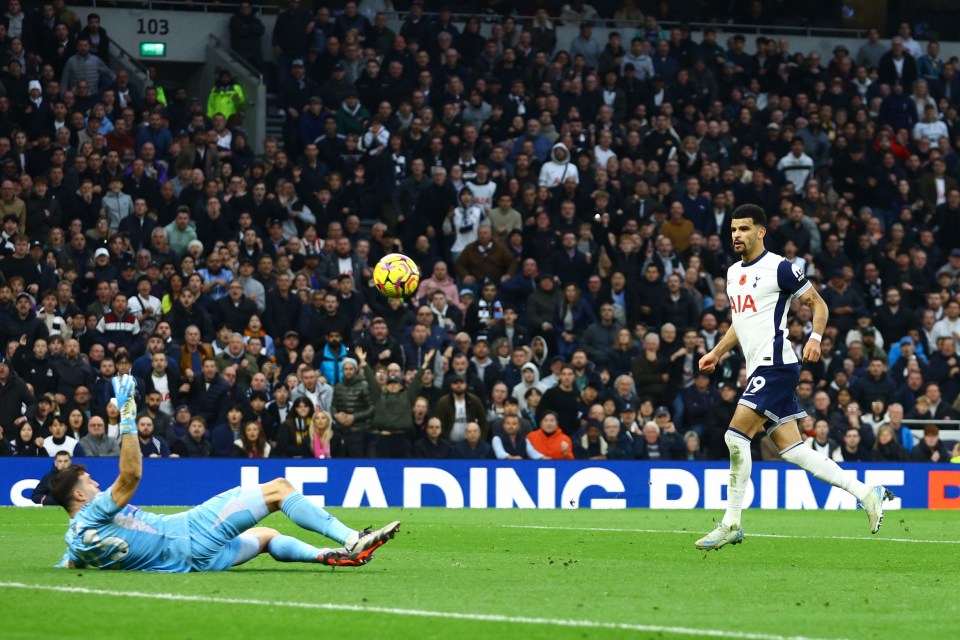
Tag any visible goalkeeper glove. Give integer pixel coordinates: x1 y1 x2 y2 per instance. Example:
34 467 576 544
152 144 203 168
111 374 137 435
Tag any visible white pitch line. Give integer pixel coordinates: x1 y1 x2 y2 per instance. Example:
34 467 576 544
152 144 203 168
0 581 841 640
499 524 960 544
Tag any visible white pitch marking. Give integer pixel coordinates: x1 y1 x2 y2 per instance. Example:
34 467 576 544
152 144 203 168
0 582 843 640
499 524 960 544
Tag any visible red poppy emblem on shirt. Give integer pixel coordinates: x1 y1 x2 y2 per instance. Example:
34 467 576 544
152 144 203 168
739 274 747 285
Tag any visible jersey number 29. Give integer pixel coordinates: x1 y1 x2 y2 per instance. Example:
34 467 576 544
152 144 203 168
742 376 766 397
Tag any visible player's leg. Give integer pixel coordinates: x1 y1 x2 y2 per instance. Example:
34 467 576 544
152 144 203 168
260 478 353 543
694 404 765 550
261 478 401 563
245 527 345 566
772 421 893 533
204 528 346 570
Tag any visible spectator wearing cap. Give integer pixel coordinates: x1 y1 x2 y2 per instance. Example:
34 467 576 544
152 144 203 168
87 247 118 287
279 58 318 152
318 60 353 108
6 290 47 343
336 90 370 137
271 0 312 87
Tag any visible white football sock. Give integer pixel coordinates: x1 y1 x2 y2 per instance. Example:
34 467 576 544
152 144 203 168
780 442 871 501
721 429 753 528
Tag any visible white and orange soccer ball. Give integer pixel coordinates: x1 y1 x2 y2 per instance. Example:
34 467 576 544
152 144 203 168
373 253 421 299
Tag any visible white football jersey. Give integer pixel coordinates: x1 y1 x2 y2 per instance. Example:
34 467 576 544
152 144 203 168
726 250 812 376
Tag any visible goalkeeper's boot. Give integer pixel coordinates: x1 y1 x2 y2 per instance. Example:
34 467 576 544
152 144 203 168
860 486 895 534
317 548 350 566
694 523 744 550
343 521 401 564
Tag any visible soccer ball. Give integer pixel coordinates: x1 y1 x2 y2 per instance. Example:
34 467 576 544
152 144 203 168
373 253 421 299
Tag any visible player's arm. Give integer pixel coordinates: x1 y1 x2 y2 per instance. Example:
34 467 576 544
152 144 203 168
111 375 142 509
797 286 828 363
699 324 738 373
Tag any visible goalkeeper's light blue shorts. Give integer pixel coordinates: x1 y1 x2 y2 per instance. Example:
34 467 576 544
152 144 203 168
185 485 269 571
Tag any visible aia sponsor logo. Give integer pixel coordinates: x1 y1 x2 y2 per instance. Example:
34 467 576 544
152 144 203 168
730 294 757 313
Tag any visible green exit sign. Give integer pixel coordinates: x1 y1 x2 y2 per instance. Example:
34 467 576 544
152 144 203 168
140 42 166 58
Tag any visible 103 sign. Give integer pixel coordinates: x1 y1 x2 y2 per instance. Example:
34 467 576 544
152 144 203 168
136 18 169 35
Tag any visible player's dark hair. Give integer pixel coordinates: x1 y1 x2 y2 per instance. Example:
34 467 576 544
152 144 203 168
49 463 87 511
732 204 766 226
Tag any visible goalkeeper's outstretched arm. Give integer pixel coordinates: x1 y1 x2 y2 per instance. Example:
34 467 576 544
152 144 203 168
111 375 142 509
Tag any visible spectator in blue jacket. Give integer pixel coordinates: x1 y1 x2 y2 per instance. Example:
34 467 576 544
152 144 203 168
319 328 348 385
135 111 173 158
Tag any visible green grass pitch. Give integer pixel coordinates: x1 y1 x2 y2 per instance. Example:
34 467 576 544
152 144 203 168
1 506 957 639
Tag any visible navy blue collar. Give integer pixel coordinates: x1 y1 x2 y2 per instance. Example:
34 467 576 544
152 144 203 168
741 249 768 267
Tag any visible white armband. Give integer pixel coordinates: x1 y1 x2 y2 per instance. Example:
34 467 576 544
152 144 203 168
808 332 822 342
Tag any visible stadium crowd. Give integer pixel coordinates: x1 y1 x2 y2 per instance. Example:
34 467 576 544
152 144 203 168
1 0 959 475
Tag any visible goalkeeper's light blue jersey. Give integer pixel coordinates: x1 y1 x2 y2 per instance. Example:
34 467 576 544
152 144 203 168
63 489 192 572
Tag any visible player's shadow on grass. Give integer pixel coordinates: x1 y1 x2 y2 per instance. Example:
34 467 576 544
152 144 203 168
232 568 373 575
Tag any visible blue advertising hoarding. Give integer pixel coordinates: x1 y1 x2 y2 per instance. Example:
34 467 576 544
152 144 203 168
4 458 959 509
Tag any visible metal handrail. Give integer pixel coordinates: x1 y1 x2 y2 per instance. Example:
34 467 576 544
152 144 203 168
208 33 263 84
108 36 149 76
902 419 960 425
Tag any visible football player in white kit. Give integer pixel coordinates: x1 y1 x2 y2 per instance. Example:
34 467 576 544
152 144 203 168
695 204 892 550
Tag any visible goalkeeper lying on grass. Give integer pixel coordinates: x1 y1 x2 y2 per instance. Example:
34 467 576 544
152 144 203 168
53 374 400 572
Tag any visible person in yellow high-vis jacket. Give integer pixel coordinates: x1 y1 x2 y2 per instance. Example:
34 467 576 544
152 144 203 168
206 69 246 121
